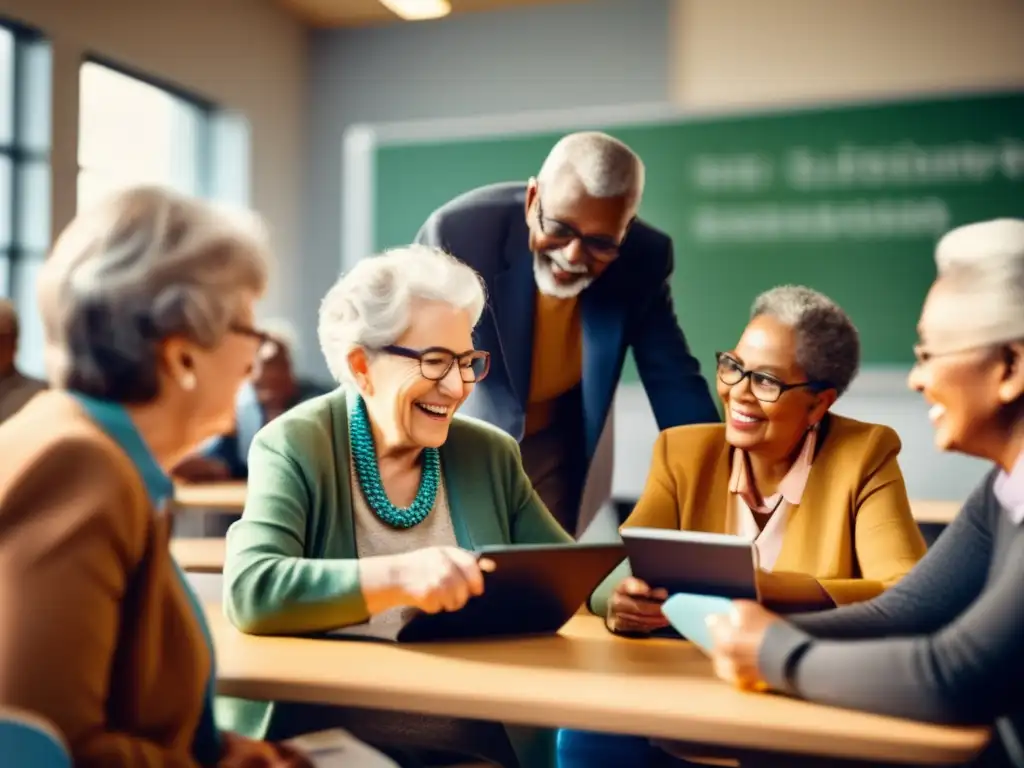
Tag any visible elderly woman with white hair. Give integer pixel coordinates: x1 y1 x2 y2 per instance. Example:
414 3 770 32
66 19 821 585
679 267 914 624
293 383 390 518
0 186 333 766
558 285 927 768
220 244 571 765
703 219 1024 767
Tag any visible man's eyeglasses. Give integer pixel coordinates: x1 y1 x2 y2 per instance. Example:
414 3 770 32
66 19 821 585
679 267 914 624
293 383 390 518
229 323 279 359
536 198 631 264
381 345 490 383
715 352 831 404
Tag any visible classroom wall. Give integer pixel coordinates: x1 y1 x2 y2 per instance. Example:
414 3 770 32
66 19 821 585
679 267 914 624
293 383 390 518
0 0 308 318
304 0 674 377
671 0 1024 110
606 0 1024 503
317 0 1022 505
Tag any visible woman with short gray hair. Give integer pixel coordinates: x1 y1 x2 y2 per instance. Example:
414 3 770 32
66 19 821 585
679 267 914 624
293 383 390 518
708 219 1024 767
222 244 569 765
0 186 347 766
558 284 927 768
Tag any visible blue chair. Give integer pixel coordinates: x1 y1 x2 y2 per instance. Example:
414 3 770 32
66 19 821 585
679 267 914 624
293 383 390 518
0 708 71 767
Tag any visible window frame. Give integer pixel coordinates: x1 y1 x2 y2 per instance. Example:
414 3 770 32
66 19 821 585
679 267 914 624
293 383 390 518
76 54 217 205
0 18 49 299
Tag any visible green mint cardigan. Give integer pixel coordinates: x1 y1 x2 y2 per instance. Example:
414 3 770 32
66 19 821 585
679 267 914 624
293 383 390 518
216 388 571 762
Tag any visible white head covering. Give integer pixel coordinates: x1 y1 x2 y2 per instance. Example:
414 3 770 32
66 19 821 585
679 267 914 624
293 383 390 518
929 218 1024 353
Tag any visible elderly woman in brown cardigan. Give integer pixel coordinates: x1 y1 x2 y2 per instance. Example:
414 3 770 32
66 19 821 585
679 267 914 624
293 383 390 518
0 187 391 767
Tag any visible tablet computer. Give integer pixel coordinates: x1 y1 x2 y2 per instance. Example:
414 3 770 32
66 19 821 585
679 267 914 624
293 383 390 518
395 542 625 642
620 527 758 600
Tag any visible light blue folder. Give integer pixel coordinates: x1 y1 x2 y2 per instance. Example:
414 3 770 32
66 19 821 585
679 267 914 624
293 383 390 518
661 593 734 655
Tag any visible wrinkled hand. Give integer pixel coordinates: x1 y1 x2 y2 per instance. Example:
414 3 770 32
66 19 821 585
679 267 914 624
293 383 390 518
218 732 313 768
607 577 669 634
392 546 496 614
707 600 781 691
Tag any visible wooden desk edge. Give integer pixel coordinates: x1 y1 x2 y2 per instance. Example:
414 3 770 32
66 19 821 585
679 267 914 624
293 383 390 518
174 482 247 510
171 538 226 574
207 608 989 765
212 676 988 765
912 500 961 525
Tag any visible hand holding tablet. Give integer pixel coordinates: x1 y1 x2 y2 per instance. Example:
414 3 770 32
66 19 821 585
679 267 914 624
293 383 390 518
607 577 670 635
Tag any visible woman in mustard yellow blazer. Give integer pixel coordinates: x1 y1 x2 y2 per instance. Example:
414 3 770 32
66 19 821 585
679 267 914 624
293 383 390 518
557 285 927 768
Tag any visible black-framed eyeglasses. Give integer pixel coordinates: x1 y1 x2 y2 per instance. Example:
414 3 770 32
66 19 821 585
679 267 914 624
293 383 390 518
229 323 279 358
381 345 491 383
715 352 831 404
536 198 632 265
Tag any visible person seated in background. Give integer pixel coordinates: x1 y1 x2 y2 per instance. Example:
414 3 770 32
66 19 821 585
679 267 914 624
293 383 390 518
0 186 348 767
172 322 332 481
705 219 1024 768
0 298 46 424
219 244 571 767
557 285 927 768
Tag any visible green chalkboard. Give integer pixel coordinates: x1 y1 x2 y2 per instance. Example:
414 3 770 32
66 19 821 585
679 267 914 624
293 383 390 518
372 92 1024 382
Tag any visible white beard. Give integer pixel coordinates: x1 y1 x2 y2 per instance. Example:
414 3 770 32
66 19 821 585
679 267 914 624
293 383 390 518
532 248 594 299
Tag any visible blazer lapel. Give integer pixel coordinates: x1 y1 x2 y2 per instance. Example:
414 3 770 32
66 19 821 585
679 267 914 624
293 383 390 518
695 443 733 534
492 219 537 409
580 280 626 457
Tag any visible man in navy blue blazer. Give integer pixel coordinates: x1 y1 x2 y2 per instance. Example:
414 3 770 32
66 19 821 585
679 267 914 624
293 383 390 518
415 132 719 536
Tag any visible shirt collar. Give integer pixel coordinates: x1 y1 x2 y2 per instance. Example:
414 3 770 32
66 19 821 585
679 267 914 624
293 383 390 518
729 426 818 512
994 451 1024 524
69 392 174 507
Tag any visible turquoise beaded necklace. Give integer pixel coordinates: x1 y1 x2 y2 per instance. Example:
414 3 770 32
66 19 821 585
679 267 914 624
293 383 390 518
348 393 440 529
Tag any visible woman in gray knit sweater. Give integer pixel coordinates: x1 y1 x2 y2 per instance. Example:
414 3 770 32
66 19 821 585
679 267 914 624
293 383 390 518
706 218 1024 768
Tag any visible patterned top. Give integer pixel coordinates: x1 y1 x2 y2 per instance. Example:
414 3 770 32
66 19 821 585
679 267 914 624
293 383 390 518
344 452 458 640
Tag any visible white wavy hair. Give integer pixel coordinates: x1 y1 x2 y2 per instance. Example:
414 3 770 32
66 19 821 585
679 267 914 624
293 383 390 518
318 245 486 384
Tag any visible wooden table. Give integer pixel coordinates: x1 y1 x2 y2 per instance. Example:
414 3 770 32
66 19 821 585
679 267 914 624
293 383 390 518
206 607 988 765
168 495 958 566
175 482 247 510
912 500 960 526
172 538 226 573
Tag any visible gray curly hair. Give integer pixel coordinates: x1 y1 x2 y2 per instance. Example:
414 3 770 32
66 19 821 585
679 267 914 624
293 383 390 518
751 285 861 396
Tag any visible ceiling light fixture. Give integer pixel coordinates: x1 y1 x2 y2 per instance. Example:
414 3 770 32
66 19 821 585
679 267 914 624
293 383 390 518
378 0 452 21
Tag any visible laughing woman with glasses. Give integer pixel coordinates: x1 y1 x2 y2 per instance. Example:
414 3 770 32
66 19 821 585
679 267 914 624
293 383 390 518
220 244 570 766
556 285 927 768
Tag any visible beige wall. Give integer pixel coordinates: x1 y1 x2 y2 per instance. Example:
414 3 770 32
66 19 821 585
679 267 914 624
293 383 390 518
0 0 308 316
609 0 1022 507
671 0 1024 110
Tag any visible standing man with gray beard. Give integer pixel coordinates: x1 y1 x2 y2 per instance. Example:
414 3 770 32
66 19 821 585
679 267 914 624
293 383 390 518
415 132 719 537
